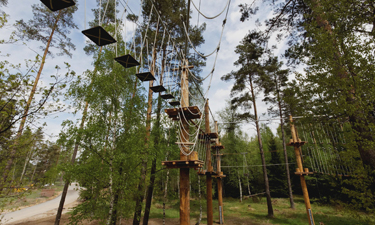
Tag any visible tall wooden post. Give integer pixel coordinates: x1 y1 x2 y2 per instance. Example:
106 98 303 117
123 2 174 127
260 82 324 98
215 121 224 224
205 99 213 225
179 60 190 225
289 115 315 225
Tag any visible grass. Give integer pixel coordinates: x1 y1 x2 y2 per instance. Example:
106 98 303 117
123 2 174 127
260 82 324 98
149 196 375 225
0 183 65 212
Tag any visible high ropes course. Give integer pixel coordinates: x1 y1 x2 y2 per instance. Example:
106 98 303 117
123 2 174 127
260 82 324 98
41 0 231 225
41 0 364 225
39 1 357 225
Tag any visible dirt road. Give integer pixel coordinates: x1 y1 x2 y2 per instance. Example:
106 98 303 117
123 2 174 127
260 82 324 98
2 184 80 224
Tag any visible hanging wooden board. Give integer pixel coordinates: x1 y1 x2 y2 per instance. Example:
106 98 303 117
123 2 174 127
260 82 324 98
135 72 156 82
41 0 75 12
150 85 167 93
169 101 180 107
114 54 140 68
161 93 174 99
82 26 117 47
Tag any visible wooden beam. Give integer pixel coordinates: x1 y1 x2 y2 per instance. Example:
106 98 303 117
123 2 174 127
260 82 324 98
171 65 194 71
205 99 213 225
180 59 190 225
289 115 315 225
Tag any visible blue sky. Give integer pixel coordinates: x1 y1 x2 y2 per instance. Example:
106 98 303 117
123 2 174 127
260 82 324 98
0 0 293 141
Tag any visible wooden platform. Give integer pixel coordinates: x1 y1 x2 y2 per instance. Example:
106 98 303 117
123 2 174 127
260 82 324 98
213 174 226 178
165 106 202 120
295 168 313 176
286 139 307 146
162 160 204 169
211 145 225 150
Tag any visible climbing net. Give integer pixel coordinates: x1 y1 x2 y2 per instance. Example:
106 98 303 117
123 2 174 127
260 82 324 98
295 119 358 176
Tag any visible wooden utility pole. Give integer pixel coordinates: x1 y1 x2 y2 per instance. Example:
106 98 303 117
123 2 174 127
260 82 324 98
205 99 213 225
215 121 224 224
180 60 190 225
163 61 202 225
288 115 315 225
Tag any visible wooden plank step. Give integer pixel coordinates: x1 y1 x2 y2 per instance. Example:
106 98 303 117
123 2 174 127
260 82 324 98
161 94 174 99
136 72 156 82
150 85 167 93
82 26 117 47
175 142 195 145
114 54 140 68
169 101 180 107
41 0 75 12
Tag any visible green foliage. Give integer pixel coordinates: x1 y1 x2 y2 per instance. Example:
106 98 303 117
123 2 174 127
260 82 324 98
15 3 78 57
266 132 288 197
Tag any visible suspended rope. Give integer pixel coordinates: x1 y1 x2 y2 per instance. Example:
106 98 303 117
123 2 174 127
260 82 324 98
191 0 231 20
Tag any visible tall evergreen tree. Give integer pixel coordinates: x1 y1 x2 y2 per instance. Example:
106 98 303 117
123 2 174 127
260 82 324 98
266 131 288 197
221 31 274 217
259 56 295 208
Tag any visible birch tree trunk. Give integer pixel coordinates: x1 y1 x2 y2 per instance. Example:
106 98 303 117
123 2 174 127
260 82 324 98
54 46 104 225
246 174 251 196
162 169 170 225
238 171 242 203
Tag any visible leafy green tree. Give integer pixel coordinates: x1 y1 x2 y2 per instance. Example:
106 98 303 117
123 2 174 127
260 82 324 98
221 31 274 217
58 16 146 224
55 1 116 223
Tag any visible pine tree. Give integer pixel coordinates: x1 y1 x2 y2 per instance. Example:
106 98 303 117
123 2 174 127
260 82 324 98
259 56 295 208
221 31 274 217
